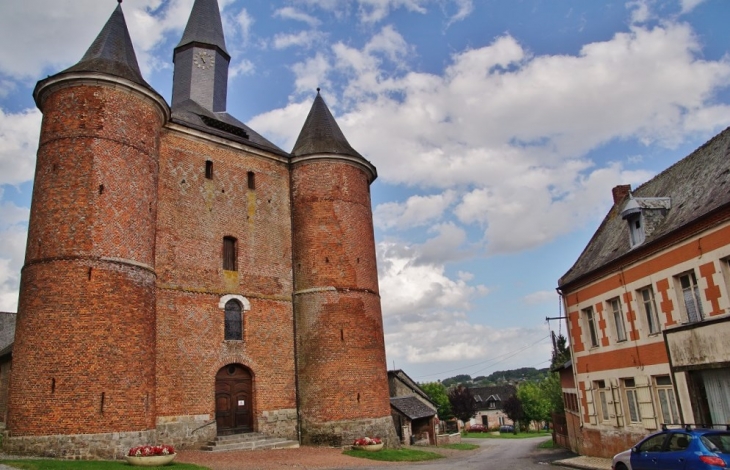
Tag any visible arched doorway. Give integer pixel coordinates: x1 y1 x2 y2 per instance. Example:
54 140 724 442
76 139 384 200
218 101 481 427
215 364 253 434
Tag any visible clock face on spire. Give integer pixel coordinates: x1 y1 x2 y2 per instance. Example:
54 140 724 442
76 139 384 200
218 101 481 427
194 50 215 70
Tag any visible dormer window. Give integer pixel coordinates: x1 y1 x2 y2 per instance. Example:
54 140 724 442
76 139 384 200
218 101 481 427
620 195 670 248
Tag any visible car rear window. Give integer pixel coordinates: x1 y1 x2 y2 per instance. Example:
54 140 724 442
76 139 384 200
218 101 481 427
701 434 730 453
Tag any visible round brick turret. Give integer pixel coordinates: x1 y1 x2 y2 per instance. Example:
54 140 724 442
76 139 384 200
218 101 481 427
290 92 397 446
7 72 167 444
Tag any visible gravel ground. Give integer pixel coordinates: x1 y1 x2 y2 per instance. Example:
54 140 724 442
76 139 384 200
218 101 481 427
176 446 463 470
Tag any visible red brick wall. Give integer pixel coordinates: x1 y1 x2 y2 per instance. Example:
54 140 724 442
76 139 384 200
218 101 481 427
9 83 162 436
154 131 297 424
291 161 391 434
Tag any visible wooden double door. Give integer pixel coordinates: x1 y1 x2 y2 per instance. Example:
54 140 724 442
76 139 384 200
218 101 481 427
215 364 253 434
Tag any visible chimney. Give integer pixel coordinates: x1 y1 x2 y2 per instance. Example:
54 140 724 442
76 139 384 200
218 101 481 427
612 185 631 205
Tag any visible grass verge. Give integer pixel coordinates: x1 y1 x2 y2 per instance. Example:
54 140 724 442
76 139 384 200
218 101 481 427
463 431 551 439
538 438 559 449
0 461 208 470
438 443 479 450
343 448 444 462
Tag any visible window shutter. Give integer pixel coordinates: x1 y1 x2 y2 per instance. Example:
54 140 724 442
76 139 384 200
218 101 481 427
585 382 597 425
635 375 657 429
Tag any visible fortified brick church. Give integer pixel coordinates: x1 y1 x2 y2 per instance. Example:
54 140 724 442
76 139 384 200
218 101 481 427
6 0 397 458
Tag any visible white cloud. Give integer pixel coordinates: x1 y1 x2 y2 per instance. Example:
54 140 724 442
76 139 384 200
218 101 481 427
233 7 254 44
295 0 467 24
523 290 558 305
291 54 332 95
626 0 653 24
0 197 29 313
445 0 474 27
357 0 428 23
376 236 533 367
679 0 708 14
273 30 326 50
229 59 255 79
273 7 321 27
254 19 730 259
374 190 456 230
0 108 41 187
247 100 313 152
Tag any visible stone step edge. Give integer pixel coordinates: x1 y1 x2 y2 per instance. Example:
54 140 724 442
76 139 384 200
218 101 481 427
201 440 299 452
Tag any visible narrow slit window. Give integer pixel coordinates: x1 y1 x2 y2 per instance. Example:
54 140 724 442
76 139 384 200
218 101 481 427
247 171 255 190
205 160 213 179
223 236 237 271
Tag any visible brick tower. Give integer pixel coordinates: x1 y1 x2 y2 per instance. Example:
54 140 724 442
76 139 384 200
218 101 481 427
6 0 397 458
7 2 168 451
291 91 398 446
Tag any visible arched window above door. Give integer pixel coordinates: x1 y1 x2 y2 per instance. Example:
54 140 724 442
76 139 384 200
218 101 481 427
219 295 250 342
224 300 242 340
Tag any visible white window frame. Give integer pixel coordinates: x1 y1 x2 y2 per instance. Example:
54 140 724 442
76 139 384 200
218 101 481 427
675 270 704 323
608 297 627 342
595 380 610 423
655 376 680 425
583 306 599 348
624 378 642 424
627 213 645 247
638 286 661 335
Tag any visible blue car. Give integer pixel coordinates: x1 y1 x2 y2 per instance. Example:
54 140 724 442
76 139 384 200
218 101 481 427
611 426 730 470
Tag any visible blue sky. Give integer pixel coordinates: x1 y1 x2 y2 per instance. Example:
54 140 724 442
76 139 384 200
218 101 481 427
1 0 729 382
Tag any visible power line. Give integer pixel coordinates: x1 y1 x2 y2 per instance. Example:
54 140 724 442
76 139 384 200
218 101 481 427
469 336 551 377
414 333 551 380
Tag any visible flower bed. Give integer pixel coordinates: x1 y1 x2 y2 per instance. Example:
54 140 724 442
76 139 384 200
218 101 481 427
125 445 176 467
352 437 383 451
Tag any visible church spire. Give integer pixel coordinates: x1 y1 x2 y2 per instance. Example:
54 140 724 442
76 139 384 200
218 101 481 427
172 0 230 112
176 0 229 57
291 90 363 159
61 3 150 89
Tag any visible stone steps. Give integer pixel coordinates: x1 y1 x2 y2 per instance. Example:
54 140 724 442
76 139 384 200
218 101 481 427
201 432 299 452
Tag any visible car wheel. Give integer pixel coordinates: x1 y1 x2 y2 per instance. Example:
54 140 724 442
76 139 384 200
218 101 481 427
615 463 628 470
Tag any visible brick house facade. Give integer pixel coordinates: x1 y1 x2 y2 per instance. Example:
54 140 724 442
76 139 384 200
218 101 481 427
557 127 730 458
6 0 396 458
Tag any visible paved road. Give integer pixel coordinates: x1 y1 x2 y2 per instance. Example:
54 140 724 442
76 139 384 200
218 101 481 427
343 436 577 470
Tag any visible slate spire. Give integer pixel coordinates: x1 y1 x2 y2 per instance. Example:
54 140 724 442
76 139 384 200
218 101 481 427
291 90 363 159
176 0 229 57
62 3 149 88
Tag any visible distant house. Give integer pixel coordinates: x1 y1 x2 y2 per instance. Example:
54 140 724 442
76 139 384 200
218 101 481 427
388 370 438 445
558 127 730 458
470 384 516 429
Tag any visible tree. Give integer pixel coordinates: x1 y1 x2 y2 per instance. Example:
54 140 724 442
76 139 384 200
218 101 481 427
421 382 453 420
541 372 564 415
447 385 479 423
502 395 524 433
517 381 551 431
551 333 570 369
441 374 472 388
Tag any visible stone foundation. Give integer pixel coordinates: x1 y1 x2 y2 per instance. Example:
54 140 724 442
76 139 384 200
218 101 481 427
259 408 298 439
155 414 215 450
301 415 399 448
3 414 215 460
3 429 157 460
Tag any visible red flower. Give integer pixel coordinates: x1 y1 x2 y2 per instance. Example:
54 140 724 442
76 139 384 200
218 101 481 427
128 445 175 457
353 437 382 446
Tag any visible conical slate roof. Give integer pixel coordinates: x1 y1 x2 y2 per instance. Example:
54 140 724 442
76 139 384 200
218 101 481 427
176 0 228 56
291 90 363 159
62 3 150 89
